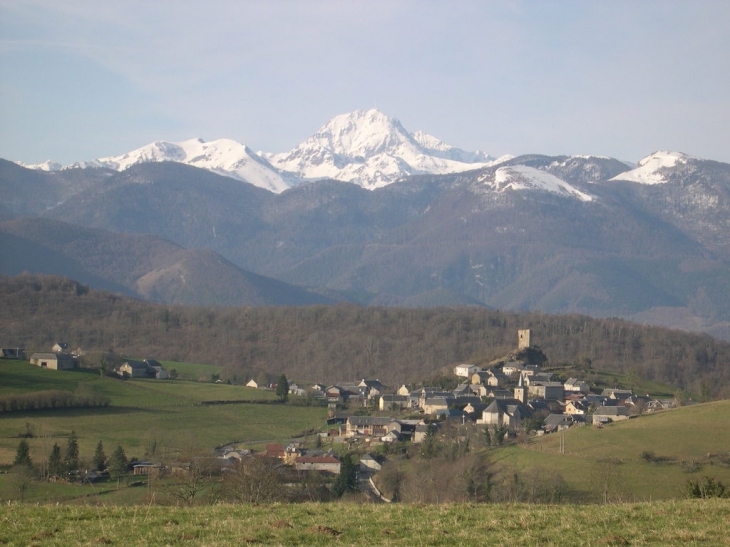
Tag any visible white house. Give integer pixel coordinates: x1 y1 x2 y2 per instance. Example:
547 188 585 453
454 364 481 378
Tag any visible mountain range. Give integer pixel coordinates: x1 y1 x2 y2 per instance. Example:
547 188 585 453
3 109 730 341
18 109 504 191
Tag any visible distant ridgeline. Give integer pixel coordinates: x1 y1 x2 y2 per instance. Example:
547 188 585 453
1 274 730 399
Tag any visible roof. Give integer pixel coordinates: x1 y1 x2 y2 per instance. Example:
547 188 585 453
296 456 340 464
424 397 454 407
593 406 629 416
265 443 285 456
347 416 394 426
123 359 149 369
381 394 408 401
544 414 573 426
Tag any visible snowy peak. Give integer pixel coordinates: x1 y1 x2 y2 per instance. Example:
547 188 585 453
610 151 697 185
70 138 293 193
480 165 594 202
309 108 414 157
266 108 497 189
16 160 63 171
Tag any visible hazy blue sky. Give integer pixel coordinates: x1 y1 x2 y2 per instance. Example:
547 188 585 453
2 0 729 165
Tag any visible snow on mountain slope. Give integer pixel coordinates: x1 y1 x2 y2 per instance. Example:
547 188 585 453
609 151 696 185
481 165 594 201
265 109 498 189
66 138 294 193
16 160 63 171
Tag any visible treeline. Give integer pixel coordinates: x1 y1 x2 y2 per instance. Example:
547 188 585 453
0 387 110 413
2 274 730 397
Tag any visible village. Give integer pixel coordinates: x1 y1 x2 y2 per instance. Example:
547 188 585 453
215 329 677 479
4 329 678 487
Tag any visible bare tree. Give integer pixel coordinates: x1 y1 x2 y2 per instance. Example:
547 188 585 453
220 456 283 504
7 465 36 502
165 455 219 506
590 457 625 504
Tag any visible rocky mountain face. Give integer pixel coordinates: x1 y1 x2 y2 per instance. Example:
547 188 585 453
3 116 730 341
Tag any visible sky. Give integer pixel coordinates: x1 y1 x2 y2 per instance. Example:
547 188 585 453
1 0 729 166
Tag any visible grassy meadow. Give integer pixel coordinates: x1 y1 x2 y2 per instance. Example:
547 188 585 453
492 399 730 501
0 499 729 546
0 360 326 467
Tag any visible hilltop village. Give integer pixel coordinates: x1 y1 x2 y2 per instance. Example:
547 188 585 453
215 329 676 476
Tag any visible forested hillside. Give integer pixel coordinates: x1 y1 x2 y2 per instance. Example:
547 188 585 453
2 275 729 397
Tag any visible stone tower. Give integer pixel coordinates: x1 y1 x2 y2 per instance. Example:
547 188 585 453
518 329 531 349
514 373 527 404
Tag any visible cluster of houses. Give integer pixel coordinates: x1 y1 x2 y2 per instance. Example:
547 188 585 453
216 442 343 475
300 330 676 443
114 359 168 379
4 340 169 380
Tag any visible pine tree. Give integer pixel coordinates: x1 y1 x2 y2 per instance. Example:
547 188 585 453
276 374 289 402
48 443 63 477
108 445 128 479
332 453 357 497
13 439 32 467
93 440 107 471
63 431 80 473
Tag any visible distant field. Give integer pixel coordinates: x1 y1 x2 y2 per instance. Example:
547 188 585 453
1 499 729 546
0 360 325 466
158 360 222 381
495 399 730 501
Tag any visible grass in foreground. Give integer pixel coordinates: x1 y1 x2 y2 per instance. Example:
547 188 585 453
0 499 729 546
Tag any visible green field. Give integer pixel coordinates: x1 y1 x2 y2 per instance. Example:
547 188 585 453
492 399 730 501
158 360 223 381
0 361 325 466
0 499 728 546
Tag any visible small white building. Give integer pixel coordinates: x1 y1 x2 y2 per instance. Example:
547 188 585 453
454 364 481 378
30 352 75 370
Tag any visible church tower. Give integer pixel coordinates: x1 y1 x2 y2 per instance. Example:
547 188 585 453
514 373 527 404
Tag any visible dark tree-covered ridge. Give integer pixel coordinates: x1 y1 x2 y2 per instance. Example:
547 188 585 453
1 274 729 398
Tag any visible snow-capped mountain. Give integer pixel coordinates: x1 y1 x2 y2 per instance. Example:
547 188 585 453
17 109 505 193
16 160 63 171
478 165 594 201
67 138 295 193
265 109 502 189
610 151 697 185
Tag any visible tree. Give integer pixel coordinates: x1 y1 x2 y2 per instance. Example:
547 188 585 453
93 440 107 471
165 456 217 506
13 439 32 468
685 476 728 499
378 460 405 501
493 425 508 446
48 443 63 478
590 457 624 504
420 423 439 459
221 457 283 503
8 465 35 502
276 374 289 402
108 444 129 480
63 431 80 473
332 453 357 497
